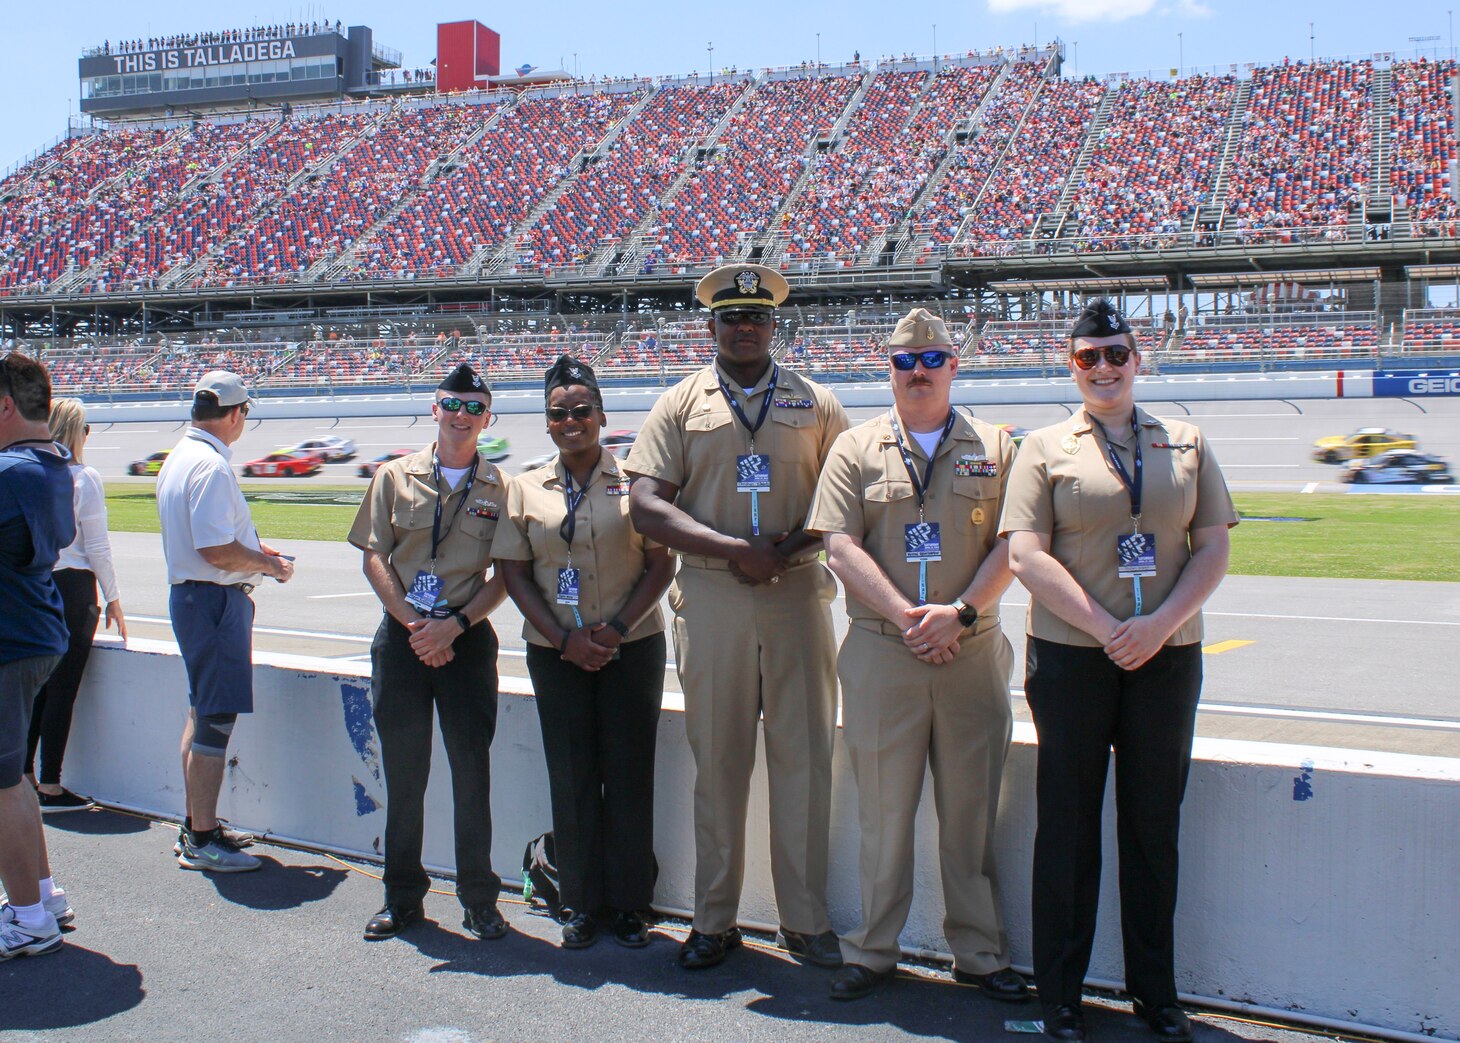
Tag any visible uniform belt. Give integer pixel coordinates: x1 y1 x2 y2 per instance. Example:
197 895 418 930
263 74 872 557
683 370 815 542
854 616 999 639
678 553 819 571
180 579 255 595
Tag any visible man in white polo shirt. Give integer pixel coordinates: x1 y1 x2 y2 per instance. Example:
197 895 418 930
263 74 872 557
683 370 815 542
157 371 294 873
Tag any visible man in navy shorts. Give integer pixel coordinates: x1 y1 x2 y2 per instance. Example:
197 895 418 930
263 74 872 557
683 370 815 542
157 371 295 872
0 352 77 958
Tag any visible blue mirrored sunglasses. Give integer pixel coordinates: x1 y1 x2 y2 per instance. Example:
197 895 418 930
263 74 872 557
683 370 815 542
891 350 952 371
438 396 487 416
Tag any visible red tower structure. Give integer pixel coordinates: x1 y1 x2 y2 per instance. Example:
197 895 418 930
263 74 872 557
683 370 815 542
436 20 500 91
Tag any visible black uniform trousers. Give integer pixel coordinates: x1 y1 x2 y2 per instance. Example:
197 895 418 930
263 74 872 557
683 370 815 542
1024 637 1203 1012
525 632 666 916
26 568 102 785
371 614 501 910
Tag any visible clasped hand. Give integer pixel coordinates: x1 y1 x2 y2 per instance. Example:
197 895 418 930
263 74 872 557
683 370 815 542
729 532 790 585
902 603 962 665
561 624 622 671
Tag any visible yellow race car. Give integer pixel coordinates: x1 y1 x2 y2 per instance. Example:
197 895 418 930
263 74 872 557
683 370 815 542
1312 427 1417 464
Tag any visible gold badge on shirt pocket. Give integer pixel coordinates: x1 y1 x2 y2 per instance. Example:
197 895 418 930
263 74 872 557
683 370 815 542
1061 433 1080 455
972 507 986 525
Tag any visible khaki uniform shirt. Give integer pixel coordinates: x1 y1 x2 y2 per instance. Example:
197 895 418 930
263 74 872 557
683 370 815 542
998 406 1237 647
624 360 849 559
806 409 1014 632
347 445 508 611
492 451 665 647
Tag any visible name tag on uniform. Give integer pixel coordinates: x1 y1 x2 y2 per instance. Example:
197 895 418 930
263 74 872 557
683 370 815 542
404 571 445 613
736 454 771 493
905 521 942 563
556 568 580 606
774 397 814 409
955 459 999 478
1151 442 1196 452
605 480 630 496
1116 533 1157 579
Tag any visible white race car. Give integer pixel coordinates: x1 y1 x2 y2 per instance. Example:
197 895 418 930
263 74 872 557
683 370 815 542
283 436 357 462
1343 450 1454 484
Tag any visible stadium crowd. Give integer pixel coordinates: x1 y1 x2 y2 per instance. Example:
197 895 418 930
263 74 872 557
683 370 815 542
92 22 344 55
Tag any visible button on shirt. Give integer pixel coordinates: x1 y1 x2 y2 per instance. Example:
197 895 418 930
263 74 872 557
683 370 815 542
624 362 849 554
347 446 506 611
806 411 1013 631
156 429 262 587
492 452 665 647
998 406 1238 647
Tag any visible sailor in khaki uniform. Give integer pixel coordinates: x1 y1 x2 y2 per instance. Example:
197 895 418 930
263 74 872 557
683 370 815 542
626 264 850 971
1000 300 1237 1043
348 363 512 945
806 308 1029 1003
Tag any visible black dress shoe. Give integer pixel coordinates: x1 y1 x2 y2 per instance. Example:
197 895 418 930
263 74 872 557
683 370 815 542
1042 1004 1086 1041
363 903 422 940
561 912 599 949
776 927 843 968
1133 1001 1193 1042
677 927 742 969
828 963 893 1001
462 904 508 940
952 965 1031 1002
610 911 650 948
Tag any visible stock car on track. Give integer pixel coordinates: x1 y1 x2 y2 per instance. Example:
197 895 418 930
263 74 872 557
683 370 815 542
127 450 171 476
1312 427 1418 464
1342 450 1455 484
241 449 325 478
477 433 510 461
357 449 412 478
281 436 357 462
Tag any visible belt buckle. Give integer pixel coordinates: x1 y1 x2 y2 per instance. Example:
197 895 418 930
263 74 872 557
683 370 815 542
238 583 255 595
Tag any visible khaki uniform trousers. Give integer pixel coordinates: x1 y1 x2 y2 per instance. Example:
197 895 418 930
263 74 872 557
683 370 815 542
670 557 839 935
838 621 1015 974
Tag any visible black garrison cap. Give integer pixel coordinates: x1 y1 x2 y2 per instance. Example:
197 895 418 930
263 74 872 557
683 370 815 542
437 362 488 394
543 354 602 407
1070 299 1133 340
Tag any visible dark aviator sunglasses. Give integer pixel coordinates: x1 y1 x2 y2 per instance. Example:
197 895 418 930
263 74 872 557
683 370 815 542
547 404 597 422
1071 345 1134 370
439 397 488 416
891 350 952 371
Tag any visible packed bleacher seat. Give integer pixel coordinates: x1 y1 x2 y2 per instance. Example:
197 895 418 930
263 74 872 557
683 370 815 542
606 320 717 371
643 74 861 269
1067 75 1237 251
1392 59 1457 236
513 82 746 274
352 89 644 280
1224 60 1372 239
775 65 999 267
1177 315 1378 360
912 61 1046 255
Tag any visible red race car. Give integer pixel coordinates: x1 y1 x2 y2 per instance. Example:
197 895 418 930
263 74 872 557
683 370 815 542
241 449 324 478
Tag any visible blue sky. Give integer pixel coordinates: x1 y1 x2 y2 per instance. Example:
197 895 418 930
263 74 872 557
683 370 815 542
3 0 1454 173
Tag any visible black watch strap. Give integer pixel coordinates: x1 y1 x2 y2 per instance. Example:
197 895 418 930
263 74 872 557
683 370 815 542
956 600 978 628
607 618 630 638
451 610 471 632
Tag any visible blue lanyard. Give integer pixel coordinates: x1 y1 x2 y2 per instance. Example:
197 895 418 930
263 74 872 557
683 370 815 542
889 409 957 605
559 465 595 628
716 364 779 452
1089 410 1146 614
430 452 479 566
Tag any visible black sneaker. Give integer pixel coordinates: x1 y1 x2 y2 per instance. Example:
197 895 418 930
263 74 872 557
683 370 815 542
37 789 94 814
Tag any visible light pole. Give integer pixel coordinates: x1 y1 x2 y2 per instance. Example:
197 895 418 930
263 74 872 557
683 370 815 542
707 41 714 84
933 23 938 68
816 32 820 68
1073 40 1078 77
1177 32 1183 77
1309 22 1314 64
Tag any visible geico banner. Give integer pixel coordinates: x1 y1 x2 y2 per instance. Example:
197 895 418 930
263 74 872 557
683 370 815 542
1372 371 1460 397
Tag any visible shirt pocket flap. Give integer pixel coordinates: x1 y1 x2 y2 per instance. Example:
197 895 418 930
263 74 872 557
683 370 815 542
952 476 1000 501
685 407 735 434
864 479 917 504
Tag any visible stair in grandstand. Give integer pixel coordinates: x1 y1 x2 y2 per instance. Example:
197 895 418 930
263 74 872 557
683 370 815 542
308 95 518 282
584 82 661 161
1368 61 1394 211
605 75 760 276
1194 78 1253 242
756 67 879 268
284 105 393 192
881 58 1017 267
46 121 278 294
1039 85 1116 241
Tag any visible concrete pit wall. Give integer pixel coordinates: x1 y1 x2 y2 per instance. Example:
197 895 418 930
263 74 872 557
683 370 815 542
61 638 1459 1041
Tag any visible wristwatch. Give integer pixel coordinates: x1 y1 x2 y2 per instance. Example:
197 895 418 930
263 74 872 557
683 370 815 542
450 610 470 632
607 618 630 638
955 600 978 629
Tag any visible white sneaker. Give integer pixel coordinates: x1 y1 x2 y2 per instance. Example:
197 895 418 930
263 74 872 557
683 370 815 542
0 913 62 959
0 889 73 929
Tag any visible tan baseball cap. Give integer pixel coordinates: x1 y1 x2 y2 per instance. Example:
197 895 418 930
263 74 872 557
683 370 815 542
193 370 256 408
888 307 953 348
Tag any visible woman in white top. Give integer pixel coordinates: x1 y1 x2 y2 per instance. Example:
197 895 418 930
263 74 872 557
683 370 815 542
24 399 127 812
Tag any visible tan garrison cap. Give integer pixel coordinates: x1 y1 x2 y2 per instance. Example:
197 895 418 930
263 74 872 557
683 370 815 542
888 307 953 348
695 263 790 311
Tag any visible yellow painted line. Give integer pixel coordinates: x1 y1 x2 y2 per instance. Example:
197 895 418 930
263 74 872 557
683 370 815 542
1203 639 1255 655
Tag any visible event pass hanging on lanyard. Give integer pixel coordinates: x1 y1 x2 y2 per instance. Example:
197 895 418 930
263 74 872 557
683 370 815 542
405 454 479 615
718 366 778 536
890 409 957 605
1091 410 1156 616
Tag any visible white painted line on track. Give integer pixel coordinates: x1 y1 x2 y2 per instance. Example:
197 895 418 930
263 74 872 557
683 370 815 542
1207 437 1300 442
1205 610 1460 627
1196 702 1460 730
1222 464 1301 468
307 592 377 599
1301 482 1320 493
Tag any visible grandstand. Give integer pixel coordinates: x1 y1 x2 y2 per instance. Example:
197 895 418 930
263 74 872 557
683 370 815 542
0 37 1455 388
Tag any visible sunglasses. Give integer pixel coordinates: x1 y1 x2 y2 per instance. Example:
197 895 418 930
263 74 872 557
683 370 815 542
438 397 488 416
1071 345 1134 370
715 310 772 326
547 404 597 422
238 402 251 417
891 350 953 371
84 423 91 436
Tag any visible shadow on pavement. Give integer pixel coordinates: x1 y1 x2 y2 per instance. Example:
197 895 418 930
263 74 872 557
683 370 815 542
41 807 152 836
0 944 145 1030
204 858 350 910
